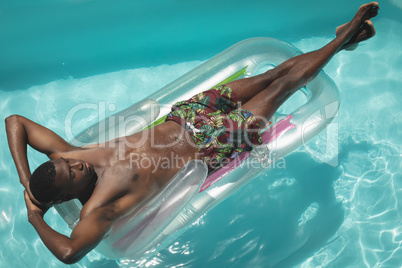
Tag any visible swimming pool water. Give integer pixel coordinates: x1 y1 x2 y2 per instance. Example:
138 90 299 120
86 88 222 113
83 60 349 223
1 1 401 267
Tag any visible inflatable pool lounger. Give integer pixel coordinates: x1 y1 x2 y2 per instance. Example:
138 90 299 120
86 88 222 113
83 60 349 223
54 37 340 259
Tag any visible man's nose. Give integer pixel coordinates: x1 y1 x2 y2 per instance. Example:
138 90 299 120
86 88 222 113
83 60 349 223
71 160 83 170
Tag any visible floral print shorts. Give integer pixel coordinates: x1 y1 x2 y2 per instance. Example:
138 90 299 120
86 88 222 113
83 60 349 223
166 85 263 172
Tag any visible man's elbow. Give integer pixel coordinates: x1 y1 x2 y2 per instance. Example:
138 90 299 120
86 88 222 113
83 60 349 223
5 114 20 126
60 257 80 265
59 254 82 265
5 115 26 132
59 249 84 265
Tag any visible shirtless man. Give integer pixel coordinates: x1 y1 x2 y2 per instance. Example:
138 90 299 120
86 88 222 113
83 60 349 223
6 3 379 264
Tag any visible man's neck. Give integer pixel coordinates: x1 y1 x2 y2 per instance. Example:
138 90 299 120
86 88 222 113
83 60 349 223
78 173 98 205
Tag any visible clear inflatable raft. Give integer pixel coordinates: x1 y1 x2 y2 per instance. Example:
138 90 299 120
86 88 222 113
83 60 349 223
54 37 340 259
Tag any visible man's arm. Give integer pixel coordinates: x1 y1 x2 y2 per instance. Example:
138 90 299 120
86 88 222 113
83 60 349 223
5 115 76 189
24 191 113 264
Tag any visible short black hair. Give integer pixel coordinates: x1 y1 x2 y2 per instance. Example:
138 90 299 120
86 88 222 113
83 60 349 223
29 161 60 203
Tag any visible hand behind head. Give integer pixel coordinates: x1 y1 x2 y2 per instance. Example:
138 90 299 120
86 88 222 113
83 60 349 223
24 190 50 217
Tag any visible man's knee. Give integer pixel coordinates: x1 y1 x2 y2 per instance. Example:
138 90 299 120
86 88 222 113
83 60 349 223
271 76 299 93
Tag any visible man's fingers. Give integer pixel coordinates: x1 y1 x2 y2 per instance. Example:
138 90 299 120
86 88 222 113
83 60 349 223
23 190 29 201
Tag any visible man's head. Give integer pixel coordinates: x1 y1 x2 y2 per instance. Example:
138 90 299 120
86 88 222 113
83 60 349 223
29 158 96 206
29 161 59 204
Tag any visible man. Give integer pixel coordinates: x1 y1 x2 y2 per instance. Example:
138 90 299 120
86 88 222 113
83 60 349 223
6 3 379 264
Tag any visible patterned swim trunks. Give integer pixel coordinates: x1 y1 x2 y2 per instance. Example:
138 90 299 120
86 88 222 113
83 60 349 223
166 85 263 172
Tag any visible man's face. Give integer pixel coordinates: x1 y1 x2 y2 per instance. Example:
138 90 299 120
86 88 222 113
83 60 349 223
51 157 95 202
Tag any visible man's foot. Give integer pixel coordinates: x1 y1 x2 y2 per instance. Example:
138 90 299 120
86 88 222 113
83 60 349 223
336 20 376 50
335 2 379 50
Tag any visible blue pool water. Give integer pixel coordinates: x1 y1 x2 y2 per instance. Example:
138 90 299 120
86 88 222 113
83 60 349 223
1 0 401 267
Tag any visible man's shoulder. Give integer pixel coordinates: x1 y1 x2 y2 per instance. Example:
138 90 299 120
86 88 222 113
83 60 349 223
79 182 145 222
80 197 121 222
